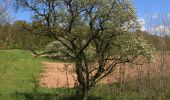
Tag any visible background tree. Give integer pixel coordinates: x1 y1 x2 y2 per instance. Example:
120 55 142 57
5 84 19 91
0 0 10 24
0 0 10 48
0 20 52 50
15 0 154 99
9 20 51 50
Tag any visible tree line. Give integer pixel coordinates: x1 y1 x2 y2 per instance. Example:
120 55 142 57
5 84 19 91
0 20 52 50
1 22 170 51
137 30 170 51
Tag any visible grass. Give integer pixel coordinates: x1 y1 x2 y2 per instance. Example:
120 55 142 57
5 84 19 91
0 49 76 100
0 49 52 99
1 49 170 100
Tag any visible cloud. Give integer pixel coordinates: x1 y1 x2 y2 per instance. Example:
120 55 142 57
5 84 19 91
152 13 159 19
137 18 146 31
168 13 170 18
150 25 170 36
151 12 170 19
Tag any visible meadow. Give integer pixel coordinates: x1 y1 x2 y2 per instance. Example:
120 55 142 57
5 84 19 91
0 50 49 99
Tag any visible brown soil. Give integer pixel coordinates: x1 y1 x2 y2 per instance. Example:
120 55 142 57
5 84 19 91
40 62 77 88
40 52 170 88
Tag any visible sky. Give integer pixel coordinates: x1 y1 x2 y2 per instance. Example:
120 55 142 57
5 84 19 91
134 0 170 33
133 0 170 18
10 0 170 20
9 0 170 33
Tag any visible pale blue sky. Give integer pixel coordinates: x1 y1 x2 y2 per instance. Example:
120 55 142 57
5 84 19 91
10 0 170 22
134 0 170 18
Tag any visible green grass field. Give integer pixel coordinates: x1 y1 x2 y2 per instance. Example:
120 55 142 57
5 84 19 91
0 50 51 99
0 50 77 100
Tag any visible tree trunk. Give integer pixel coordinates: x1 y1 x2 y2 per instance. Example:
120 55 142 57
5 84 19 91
83 87 89 100
75 55 91 100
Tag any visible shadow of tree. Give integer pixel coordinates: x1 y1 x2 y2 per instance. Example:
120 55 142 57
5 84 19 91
15 92 58 100
15 92 102 100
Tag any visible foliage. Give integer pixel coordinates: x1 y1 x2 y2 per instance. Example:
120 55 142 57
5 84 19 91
15 0 154 99
0 0 9 24
0 20 52 50
137 30 170 51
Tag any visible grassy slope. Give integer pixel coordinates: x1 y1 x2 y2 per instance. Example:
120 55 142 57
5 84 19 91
0 50 50 98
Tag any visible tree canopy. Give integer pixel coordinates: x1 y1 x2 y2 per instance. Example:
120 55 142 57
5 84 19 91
15 0 154 99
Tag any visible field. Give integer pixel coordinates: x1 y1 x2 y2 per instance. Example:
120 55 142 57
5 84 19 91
1 50 170 100
0 50 52 99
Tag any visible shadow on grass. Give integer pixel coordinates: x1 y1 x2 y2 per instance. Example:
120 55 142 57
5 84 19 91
15 92 102 100
15 92 58 100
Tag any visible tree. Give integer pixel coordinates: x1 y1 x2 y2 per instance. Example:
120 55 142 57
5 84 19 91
9 20 51 50
16 0 154 99
0 0 10 48
0 0 9 24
